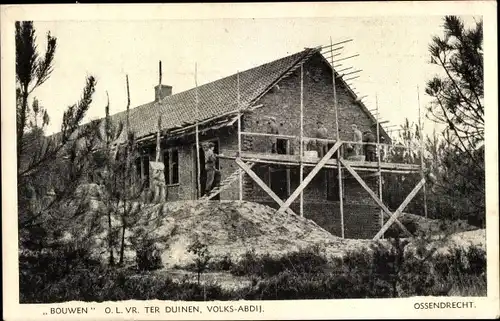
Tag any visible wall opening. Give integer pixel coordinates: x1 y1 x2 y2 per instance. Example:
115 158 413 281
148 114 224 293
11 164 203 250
194 139 220 199
163 148 179 185
135 154 151 189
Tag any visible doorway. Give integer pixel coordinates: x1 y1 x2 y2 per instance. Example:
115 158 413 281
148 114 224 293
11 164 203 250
194 139 220 199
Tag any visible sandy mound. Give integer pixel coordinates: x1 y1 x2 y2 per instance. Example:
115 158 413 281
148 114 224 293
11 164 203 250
399 212 479 235
132 200 373 268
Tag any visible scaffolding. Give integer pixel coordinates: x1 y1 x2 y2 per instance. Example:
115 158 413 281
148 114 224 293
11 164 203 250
172 40 428 240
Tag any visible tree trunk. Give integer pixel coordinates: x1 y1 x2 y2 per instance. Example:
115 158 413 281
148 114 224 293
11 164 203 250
119 219 126 265
107 210 114 266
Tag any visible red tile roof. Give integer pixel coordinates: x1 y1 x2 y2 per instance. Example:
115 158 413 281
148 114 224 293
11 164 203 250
111 47 320 142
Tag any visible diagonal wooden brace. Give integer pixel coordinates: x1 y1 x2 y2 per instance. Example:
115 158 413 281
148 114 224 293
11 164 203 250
373 178 426 240
277 141 342 213
340 159 412 238
235 158 297 216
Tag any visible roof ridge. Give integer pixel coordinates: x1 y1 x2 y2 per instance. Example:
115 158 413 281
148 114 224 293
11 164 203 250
247 47 320 106
112 48 317 121
151 48 314 104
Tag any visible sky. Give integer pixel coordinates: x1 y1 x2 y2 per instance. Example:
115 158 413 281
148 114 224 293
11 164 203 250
28 14 478 137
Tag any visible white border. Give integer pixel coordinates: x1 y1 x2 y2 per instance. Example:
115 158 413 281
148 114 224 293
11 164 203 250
2 2 498 320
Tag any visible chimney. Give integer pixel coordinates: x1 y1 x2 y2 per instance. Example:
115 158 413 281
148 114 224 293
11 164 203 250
155 84 172 101
154 60 172 101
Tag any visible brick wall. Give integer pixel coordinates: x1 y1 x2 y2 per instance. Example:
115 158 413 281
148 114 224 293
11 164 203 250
143 52 383 239
156 127 241 201
241 52 383 239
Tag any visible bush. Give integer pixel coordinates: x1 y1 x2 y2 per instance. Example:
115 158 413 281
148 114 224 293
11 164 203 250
187 239 212 284
431 246 487 296
230 248 328 278
19 240 486 302
207 254 233 271
135 239 162 271
239 270 394 300
19 246 105 303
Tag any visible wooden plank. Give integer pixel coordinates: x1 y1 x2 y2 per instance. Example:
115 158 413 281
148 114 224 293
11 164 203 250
222 151 421 172
300 63 304 217
338 162 345 238
373 178 425 240
340 159 412 237
237 151 420 171
195 63 201 199
277 141 342 213
203 163 255 201
417 85 429 219
235 158 297 216
331 37 344 238
240 131 297 140
237 71 243 201
220 154 420 174
376 95 383 234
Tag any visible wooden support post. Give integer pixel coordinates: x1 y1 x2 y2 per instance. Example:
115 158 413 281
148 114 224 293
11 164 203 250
236 158 297 216
278 141 342 213
340 159 412 237
338 161 344 238
299 64 304 217
126 75 130 136
417 85 428 218
156 116 161 162
156 61 162 163
125 75 131 191
237 71 243 201
376 94 383 235
331 37 344 238
195 63 201 199
373 178 426 240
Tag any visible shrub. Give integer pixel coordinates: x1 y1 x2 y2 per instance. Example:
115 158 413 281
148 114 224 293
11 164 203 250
239 270 394 300
431 245 487 296
187 239 212 284
208 254 233 271
135 239 162 271
20 239 487 302
230 248 328 278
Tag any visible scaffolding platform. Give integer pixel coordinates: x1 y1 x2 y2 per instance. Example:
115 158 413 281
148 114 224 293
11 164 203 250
221 150 421 173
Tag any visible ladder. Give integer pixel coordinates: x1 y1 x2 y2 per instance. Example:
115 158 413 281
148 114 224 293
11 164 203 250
199 162 255 201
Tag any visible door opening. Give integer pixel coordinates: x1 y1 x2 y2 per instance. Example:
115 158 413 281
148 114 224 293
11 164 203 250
194 140 220 199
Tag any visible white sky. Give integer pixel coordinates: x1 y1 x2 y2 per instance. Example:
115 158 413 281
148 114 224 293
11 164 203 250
29 15 478 137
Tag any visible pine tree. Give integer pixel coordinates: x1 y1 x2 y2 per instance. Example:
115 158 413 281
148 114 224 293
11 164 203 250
425 16 484 226
16 21 99 246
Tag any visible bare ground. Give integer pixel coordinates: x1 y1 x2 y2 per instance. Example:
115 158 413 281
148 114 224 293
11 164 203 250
134 200 376 268
129 200 485 267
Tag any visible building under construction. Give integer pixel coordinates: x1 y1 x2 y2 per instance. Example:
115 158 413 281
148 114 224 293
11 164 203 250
108 45 426 240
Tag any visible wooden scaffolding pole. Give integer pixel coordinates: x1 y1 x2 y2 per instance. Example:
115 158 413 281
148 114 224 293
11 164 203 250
373 178 426 240
237 71 243 201
339 159 413 238
417 85 428 218
376 94 383 236
126 75 130 136
299 63 304 217
195 63 201 199
156 61 162 162
277 141 342 213
124 75 133 195
236 158 297 216
331 36 344 238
